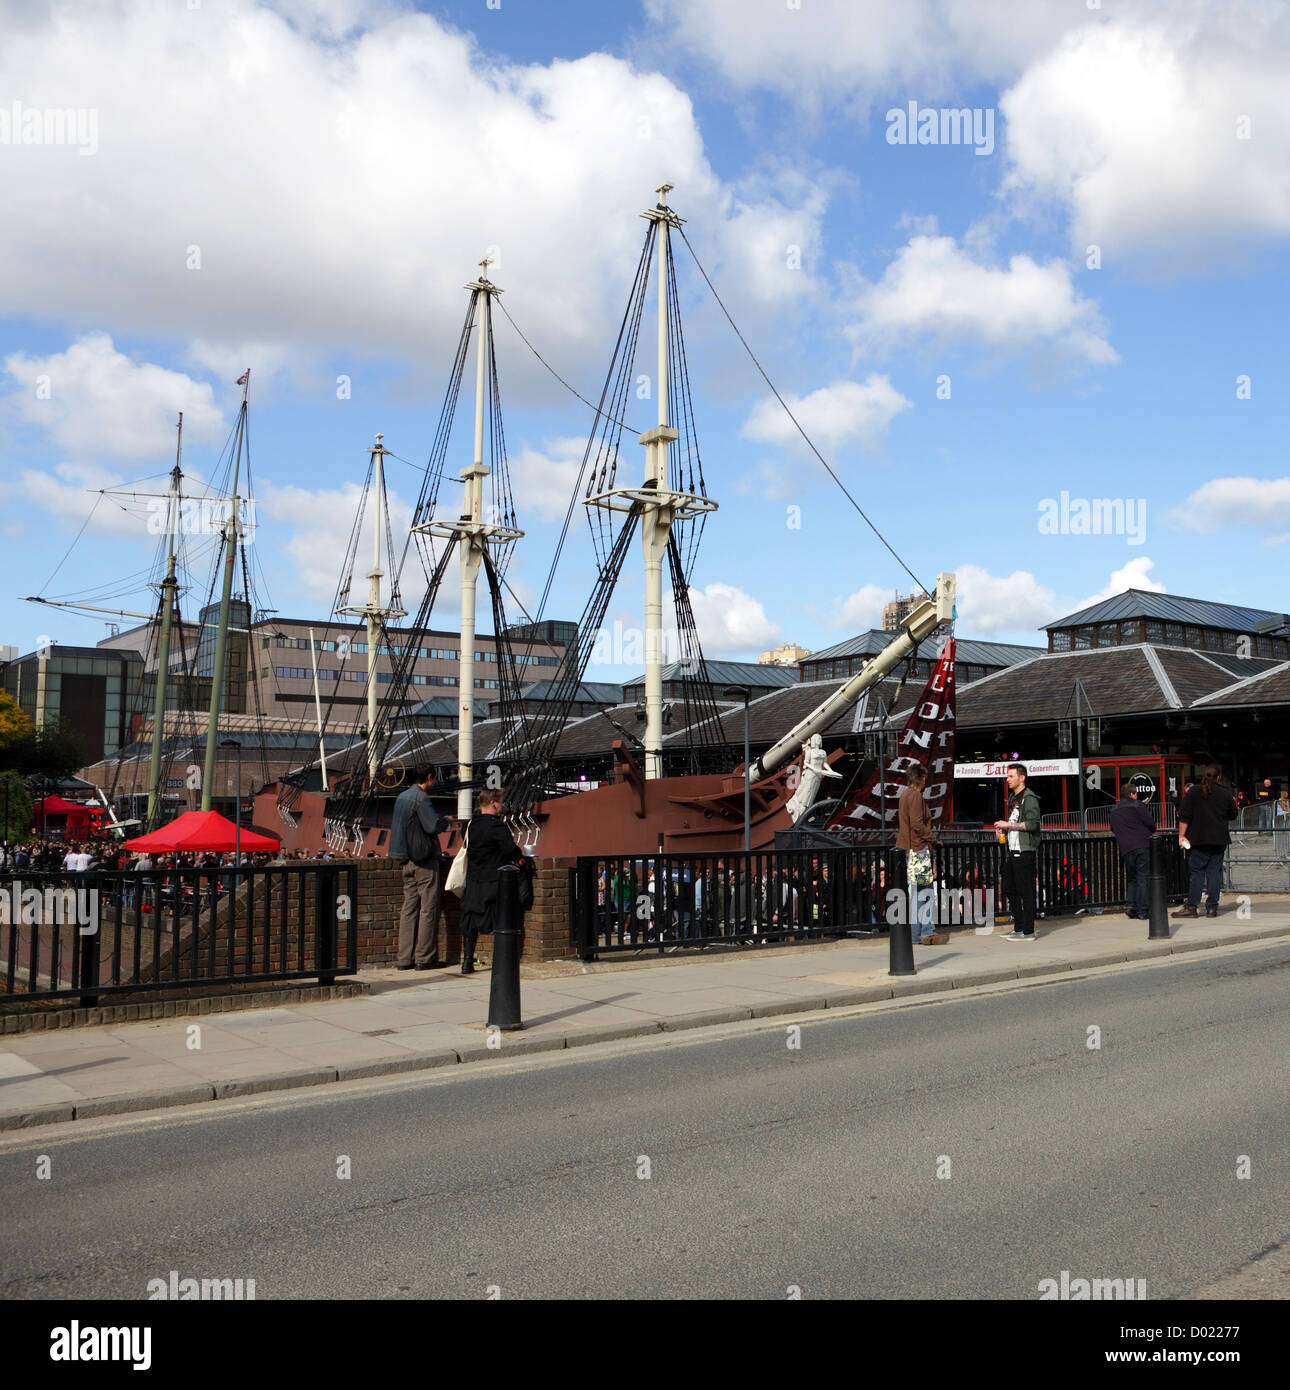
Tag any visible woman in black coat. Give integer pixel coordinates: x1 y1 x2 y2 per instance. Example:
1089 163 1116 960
457 788 523 974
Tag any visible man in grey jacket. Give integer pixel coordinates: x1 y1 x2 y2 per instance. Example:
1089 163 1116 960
390 767 451 970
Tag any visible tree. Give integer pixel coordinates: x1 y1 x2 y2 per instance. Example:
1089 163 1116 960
0 717 86 783
0 690 32 758
0 769 33 844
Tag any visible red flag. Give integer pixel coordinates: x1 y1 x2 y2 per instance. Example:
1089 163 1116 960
825 638 956 841
235 371 249 385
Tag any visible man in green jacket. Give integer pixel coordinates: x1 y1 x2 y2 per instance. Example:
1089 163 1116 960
992 763 1042 940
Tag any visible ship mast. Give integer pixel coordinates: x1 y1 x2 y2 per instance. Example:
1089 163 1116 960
413 260 523 822
145 414 183 830
199 372 250 812
337 433 405 785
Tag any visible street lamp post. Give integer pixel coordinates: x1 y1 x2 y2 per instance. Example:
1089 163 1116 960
219 739 243 865
723 686 751 854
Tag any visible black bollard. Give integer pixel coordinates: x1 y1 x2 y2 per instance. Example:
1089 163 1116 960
887 846 915 976
1147 833 1170 939
487 864 524 1030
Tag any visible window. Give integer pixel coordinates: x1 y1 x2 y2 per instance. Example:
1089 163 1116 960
1051 631 1071 652
275 667 310 680
1144 620 1164 643
1184 625 1202 647
1201 628 1222 651
1072 627 1094 650
1256 636 1275 657
1097 624 1119 646
1221 631 1239 653
1165 623 1184 644
474 679 500 689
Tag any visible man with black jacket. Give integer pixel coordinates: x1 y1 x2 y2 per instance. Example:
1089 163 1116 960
1174 764 1237 919
1109 785 1156 919
390 767 451 969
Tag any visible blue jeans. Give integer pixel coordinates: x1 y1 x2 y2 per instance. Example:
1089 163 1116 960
1122 847 1149 915
1187 845 1225 910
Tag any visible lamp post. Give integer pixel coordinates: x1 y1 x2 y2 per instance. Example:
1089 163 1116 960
723 686 751 853
219 739 242 865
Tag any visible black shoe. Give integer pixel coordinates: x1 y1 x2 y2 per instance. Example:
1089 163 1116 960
1172 906 1198 919
461 963 475 974
1206 908 1218 918
414 959 447 971
396 963 415 971
1126 910 1138 919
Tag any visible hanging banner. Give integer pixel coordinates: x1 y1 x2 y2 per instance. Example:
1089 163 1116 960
824 638 955 840
955 759 1080 778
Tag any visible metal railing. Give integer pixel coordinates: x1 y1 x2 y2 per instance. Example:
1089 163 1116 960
1041 803 1177 832
569 834 1189 959
0 862 357 1006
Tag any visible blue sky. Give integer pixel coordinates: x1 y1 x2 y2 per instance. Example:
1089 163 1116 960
2 0 1288 683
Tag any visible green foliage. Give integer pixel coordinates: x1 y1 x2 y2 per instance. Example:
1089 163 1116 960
0 769 33 844
0 718 86 782
0 690 32 751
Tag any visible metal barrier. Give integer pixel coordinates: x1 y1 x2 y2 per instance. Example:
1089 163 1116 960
1041 803 1177 833
570 835 1189 959
0 863 358 1006
1223 827 1290 893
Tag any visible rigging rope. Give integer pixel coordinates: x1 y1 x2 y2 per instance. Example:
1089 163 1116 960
677 226 928 596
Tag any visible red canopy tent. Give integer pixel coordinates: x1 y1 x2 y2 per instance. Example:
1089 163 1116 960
33 796 107 834
122 810 280 853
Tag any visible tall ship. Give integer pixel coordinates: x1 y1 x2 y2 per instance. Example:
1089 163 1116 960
256 185 957 858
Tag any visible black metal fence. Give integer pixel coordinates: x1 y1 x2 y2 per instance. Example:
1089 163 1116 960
570 834 1189 959
0 862 357 1006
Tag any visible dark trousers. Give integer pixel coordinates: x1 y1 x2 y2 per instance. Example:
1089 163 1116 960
461 926 478 969
398 859 442 966
1003 851 1037 935
1122 846 1149 915
1187 845 1225 910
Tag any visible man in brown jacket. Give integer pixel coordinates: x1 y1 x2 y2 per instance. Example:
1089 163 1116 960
896 766 947 945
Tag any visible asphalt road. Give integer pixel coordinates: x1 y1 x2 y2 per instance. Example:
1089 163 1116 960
2 941 1289 1300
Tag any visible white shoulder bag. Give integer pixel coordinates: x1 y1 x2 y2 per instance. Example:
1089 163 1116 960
444 821 469 896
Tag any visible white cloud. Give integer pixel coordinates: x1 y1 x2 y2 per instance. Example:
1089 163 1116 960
18 462 140 538
954 563 1056 634
1167 477 1290 534
1002 17 1290 259
3 334 226 461
0 1 827 381
646 0 1083 104
742 376 912 453
848 236 1117 365
254 477 456 617
1073 557 1165 611
830 583 890 632
510 437 588 524
673 581 780 659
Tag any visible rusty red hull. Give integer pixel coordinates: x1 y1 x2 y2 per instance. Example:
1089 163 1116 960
257 766 796 859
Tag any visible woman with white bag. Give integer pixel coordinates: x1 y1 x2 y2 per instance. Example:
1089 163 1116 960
448 787 523 974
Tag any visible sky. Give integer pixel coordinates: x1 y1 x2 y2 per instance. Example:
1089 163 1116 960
2 0 1288 686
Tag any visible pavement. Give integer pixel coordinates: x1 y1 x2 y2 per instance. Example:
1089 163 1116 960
3 899 1288 1130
